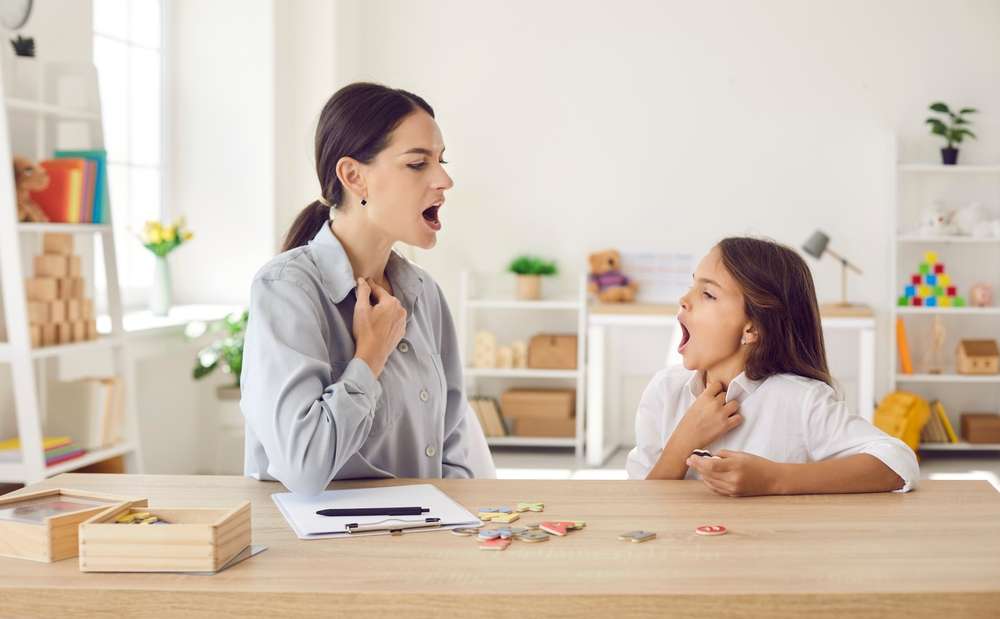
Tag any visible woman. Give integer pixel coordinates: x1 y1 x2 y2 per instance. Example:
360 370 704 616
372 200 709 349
241 82 490 495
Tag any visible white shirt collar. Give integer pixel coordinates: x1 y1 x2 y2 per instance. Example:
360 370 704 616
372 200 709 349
686 369 764 404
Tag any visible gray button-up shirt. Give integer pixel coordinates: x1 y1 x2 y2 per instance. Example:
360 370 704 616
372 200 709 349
240 223 474 495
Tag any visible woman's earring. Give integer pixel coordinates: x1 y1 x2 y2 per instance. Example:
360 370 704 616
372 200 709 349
361 198 367 207
741 335 748 346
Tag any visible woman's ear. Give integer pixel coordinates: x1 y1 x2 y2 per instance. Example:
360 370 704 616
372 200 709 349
335 156 367 204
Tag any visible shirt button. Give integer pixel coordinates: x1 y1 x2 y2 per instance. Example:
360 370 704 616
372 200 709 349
425 445 437 458
419 389 429 402
397 341 409 353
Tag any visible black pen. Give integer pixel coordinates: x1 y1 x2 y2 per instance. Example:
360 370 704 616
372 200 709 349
316 506 430 517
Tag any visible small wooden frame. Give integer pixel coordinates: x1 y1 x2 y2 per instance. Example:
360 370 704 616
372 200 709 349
79 500 251 573
0 488 144 562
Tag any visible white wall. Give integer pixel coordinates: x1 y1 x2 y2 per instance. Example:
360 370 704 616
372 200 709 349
166 0 277 305
340 0 1000 400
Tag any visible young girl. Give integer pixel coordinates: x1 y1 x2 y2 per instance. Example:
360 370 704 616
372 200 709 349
626 237 919 495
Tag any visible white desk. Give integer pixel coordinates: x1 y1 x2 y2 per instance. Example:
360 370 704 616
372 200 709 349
585 304 876 466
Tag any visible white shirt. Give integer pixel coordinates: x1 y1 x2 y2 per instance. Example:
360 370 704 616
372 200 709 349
626 365 919 492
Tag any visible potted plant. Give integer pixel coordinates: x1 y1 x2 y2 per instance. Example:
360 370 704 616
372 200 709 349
925 102 977 165
190 310 248 400
507 255 557 300
136 218 194 316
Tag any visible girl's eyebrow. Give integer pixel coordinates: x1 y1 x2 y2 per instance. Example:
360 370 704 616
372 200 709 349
695 277 721 287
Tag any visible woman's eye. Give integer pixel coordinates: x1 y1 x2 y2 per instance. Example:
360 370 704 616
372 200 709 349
439 159 449 165
407 162 426 170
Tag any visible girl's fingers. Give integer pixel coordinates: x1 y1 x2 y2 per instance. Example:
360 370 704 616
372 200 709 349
726 413 744 431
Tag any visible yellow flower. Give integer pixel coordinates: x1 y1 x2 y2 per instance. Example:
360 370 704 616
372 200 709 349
148 229 162 244
182 231 194 241
163 226 177 242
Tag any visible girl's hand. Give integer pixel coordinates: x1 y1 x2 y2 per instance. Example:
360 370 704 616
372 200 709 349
352 278 407 377
674 381 743 450
686 450 783 497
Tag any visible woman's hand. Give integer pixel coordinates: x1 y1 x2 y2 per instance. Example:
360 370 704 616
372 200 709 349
352 278 407 377
673 381 743 450
686 450 783 497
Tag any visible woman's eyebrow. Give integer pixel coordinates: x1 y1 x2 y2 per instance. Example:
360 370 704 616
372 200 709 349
400 147 446 156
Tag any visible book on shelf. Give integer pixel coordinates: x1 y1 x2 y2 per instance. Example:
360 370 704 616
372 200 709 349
27 150 109 224
933 400 959 443
469 396 508 437
45 376 125 451
921 400 960 444
0 434 86 465
896 317 913 374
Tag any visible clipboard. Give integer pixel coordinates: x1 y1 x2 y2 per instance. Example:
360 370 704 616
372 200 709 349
272 484 480 539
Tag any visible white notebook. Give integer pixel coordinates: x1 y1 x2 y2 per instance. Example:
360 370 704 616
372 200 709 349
272 483 481 539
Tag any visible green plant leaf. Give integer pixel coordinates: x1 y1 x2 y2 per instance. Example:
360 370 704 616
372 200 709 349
508 255 558 276
929 102 950 114
958 107 978 114
193 359 218 380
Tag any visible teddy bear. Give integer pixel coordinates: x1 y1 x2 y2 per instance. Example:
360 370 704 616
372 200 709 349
14 156 50 222
588 249 638 303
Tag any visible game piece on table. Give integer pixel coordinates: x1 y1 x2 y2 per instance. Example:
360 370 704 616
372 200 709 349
540 521 571 536
618 530 656 543
516 502 544 513
490 512 520 524
479 538 511 551
695 525 728 536
516 530 550 543
451 527 481 536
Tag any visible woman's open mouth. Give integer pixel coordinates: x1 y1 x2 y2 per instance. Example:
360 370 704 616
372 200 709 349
422 203 442 231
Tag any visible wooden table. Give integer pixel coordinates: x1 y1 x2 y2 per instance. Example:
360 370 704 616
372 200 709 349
1 475 998 618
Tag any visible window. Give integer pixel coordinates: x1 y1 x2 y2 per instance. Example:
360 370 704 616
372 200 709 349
92 0 163 308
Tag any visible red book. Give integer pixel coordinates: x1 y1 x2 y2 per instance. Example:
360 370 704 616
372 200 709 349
30 159 86 223
45 448 87 466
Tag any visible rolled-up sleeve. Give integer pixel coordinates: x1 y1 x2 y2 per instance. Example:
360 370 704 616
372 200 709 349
241 276 381 495
435 285 474 479
803 383 920 493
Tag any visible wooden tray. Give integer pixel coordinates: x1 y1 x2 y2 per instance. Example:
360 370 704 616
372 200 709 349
78 500 251 573
0 488 145 562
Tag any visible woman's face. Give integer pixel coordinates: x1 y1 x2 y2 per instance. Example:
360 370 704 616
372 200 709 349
676 247 754 375
360 110 454 250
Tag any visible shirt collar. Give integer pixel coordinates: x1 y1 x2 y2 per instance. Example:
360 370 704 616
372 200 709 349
308 222 424 315
686 369 764 404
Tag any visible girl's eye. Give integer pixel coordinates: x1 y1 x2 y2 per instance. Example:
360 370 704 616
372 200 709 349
702 291 716 300
407 162 426 170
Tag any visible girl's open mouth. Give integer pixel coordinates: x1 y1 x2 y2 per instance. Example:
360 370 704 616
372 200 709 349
678 322 691 353
422 204 442 231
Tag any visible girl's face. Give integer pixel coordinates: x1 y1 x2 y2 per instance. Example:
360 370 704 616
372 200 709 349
676 247 756 378
359 110 454 250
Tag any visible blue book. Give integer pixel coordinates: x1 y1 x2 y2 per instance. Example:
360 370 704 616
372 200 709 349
54 149 109 224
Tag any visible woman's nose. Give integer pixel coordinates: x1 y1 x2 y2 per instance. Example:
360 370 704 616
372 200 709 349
435 167 454 191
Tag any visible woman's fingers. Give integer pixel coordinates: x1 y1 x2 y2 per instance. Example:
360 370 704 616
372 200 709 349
355 278 371 309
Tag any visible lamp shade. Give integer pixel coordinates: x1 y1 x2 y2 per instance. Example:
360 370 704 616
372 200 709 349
802 230 830 260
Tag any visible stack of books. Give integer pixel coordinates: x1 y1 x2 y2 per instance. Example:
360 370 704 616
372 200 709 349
921 400 959 444
28 149 109 224
469 396 508 437
0 435 87 467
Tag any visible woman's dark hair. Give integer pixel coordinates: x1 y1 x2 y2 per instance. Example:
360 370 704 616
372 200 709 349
281 82 435 252
716 237 833 387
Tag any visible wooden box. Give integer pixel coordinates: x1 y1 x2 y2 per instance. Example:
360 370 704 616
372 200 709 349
79 501 252 573
500 389 575 420
0 488 144 562
961 413 1000 444
527 334 578 370
43 232 74 255
34 254 69 278
956 340 999 375
25 277 57 302
514 417 576 438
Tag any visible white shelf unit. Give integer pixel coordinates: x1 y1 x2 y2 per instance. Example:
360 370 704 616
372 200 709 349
0 60 142 483
458 271 587 457
891 143 1000 454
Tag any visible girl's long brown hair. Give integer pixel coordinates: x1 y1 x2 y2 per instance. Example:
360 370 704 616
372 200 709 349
717 237 833 386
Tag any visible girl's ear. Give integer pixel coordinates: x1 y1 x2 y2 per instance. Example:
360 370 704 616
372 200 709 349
335 156 367 204
741 323 759 346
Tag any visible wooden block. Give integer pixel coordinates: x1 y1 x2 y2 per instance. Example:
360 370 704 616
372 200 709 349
34 254 70 278
29 324 41 347
40 324 57 346
66 299 81 322
55 278 84 300
56 322 73 345
27 301 49 324
71 321 86 342
68 255 82 277
81 298 94 320
71 277 85 299
42 233 74 255
49 300 66 324
85 319 98 340
25 278 58 302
